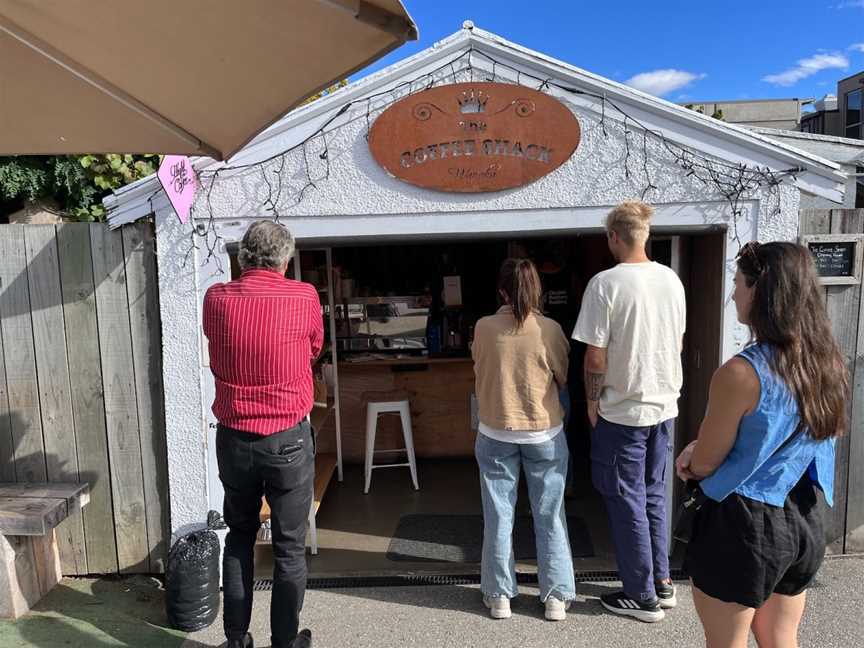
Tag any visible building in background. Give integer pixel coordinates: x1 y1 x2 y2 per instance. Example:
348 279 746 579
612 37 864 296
800 95 842 136
801 71 864 140
681 98 814 130
752 127 864 209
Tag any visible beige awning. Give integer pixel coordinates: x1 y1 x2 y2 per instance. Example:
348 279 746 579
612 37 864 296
0 0 417 160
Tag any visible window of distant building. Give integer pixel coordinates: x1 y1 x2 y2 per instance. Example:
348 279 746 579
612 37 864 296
801 113 823 134
801 113 825 135
846 89 862 139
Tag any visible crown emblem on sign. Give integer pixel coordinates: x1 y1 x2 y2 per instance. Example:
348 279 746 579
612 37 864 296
457 88 488 113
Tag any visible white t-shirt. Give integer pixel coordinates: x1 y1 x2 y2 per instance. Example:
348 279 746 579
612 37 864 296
478 421 563 445
572 262 686 427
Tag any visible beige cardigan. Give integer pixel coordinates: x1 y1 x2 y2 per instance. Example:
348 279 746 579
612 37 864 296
472 306 569 431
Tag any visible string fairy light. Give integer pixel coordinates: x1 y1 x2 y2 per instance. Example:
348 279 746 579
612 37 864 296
116 46 801 266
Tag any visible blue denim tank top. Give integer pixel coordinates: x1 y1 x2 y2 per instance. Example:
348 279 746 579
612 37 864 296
699 343 835 507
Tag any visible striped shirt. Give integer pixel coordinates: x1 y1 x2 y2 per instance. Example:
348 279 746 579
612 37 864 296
202 268 324 435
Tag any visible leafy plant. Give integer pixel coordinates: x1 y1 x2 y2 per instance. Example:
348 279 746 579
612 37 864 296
1 79 344 222
300 79 348 106
0 153 160 221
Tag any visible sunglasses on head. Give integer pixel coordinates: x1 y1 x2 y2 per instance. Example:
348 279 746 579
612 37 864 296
738 241 764 275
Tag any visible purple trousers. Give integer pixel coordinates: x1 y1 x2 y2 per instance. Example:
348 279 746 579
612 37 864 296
591 416 672 602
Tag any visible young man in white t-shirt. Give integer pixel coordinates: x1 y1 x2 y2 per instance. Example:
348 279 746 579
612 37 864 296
573 201 686 623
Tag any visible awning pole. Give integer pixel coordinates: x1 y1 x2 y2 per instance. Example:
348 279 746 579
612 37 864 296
317 0 418 39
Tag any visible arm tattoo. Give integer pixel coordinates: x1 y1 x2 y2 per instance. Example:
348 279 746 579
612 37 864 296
586 371 605 402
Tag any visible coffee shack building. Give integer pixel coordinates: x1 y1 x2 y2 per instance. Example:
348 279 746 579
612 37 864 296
106 24 855 577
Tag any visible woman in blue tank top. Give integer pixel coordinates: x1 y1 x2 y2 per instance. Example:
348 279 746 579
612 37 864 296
675 241 847 648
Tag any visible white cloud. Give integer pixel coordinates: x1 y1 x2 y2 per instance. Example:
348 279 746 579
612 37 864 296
623 69 706 96
851 43 864 52
762 53 849 86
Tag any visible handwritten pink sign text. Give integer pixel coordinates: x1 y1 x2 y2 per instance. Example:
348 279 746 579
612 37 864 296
158 155 198 224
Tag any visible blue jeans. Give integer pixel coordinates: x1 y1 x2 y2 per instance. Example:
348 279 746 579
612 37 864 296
475 431 576 602
591 417 671 602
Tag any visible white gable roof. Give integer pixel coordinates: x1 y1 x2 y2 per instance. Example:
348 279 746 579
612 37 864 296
106 23 846 228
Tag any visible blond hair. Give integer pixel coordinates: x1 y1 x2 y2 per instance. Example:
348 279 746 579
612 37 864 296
605 200 653 246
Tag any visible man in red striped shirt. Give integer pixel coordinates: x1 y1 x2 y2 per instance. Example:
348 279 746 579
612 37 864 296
203 221 321 648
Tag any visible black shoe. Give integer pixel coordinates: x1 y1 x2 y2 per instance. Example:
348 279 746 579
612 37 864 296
291 629 312 648
655 580 677 609
226 634 254 648
600 591 665 623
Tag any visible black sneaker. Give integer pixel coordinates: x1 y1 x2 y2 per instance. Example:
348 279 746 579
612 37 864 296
226 634 254 648
655 581 677 609
600 591 665 623
291 629 312 648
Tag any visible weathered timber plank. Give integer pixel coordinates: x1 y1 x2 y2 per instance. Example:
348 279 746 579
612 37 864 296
57 223 119 573
0 497 67 535
841 210 864 551
823 210 862 553
90 225 149 573
23 225 86 574
122 222 169 573
0 225 46 482
0 290 14 483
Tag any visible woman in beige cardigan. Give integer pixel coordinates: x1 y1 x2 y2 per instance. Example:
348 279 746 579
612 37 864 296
472 258 575 622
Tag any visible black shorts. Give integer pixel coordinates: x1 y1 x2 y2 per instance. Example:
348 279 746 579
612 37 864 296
684 476 826 609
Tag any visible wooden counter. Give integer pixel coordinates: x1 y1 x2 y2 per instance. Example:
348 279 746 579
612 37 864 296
340 357 473 367
317 357 476 463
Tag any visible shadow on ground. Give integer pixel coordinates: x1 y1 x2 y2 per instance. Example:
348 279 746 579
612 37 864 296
0 575 211 648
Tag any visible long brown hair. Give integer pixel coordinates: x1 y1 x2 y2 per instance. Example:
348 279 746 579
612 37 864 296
497 258 542 329
737 241 848 440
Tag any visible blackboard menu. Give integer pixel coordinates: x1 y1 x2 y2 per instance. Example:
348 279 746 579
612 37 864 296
808 241 856 278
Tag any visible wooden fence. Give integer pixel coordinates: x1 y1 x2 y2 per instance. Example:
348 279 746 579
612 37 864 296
0 221 168 575
800 208 864 554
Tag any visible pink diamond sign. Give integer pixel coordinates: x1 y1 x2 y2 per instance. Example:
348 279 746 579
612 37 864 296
158 155 198 224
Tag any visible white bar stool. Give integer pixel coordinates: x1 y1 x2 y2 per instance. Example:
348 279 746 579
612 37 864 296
362 390 419 494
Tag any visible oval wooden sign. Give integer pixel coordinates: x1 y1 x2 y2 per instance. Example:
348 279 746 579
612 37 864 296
368 82 581 193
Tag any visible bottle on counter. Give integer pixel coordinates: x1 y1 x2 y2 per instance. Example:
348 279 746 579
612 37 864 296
426 295 442 355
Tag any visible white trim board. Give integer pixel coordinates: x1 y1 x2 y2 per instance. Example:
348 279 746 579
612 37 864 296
209 201 744 247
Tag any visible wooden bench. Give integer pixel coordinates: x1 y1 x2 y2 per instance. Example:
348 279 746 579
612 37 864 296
0 483 90 619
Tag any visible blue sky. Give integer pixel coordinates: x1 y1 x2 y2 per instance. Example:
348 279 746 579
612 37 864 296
358 1 864 105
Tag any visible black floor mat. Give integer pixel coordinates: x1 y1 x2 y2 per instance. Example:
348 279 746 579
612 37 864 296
386 514 594 563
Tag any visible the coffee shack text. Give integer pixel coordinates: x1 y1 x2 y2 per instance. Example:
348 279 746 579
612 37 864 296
400 139 553 168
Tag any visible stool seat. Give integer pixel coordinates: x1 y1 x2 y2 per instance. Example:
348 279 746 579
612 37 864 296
364 397 419 494
361 389 415 404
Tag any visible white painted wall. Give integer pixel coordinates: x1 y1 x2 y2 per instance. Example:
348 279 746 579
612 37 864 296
154 207 211 537
156 60 802 537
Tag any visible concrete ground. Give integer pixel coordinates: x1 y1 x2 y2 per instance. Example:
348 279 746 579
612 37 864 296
2 556 861 647
184 555 864 648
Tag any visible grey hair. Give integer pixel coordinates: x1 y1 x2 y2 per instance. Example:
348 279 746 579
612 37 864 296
238 221 295 271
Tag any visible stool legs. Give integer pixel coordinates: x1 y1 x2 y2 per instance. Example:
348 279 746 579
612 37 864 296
363 400 420 494
400 403 419 490
307 499 318 555
364 405 378 494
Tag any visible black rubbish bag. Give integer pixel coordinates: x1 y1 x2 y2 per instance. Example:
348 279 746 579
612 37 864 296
165 511 225 632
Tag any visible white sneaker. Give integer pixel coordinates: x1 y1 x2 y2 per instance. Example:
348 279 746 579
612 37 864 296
656 581 677 609
483 595 512 619
544 596 571 621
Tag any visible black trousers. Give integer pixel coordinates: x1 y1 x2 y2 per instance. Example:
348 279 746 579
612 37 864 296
216 420 314 648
